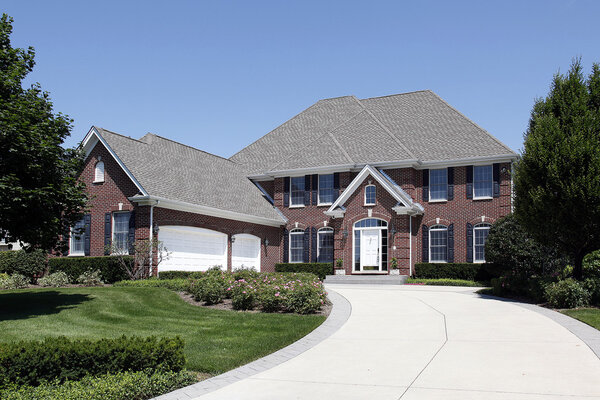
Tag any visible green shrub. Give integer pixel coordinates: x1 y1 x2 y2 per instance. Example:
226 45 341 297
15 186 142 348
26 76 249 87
0 273 29 289
544 278 591 308
274 263 332 280
48 256 130 284
77 270 104 286
232 267 259 281
0 250 47 279
188 274 230 305
0 335 185 388
414 263 495 281
405 278 483 287
158 271 204 280
583 251 600 279
583 278 600 306
257 286 283 312
38 271 71 287
0 369 197 400
114 278 190 292
230 280 257 310
283 284 325 314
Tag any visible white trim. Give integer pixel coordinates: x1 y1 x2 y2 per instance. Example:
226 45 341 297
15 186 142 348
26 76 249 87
352 218 388 273
129 195 286 227
364 184 376 206
317 227 334 262
429 224 448 263
69 220 86 257
289 176 305 207
473 223 491 263
472 164 494 199
409 215 412 276
473 196 493 201
317 174 335 206
289 229 304 263
429 168 448 202
415 154 517 169
111 211 131 255
93 161 105 183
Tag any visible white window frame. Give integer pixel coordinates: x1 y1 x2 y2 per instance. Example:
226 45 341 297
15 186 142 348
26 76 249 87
69 218 86 256
429 224 448 263
289 229 304 263
317 227 334 262
112 212 131 255
473 223 491 263
473 165 493 200
317 174 335 206
429 168 448 202
94 161 105 183
364 185 376 206
290 176 305 208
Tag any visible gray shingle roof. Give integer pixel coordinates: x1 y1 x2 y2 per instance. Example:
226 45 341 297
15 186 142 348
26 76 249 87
96 127 284 223
230 90 516 174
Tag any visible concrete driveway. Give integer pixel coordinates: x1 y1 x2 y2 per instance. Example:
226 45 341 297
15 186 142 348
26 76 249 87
188 285 600 399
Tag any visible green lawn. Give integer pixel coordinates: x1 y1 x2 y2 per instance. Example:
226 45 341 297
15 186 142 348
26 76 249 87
562 308 600 331
0 287 325 374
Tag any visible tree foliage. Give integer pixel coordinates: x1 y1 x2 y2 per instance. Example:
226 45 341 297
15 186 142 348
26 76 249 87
514 59 600 279
0 14 87 252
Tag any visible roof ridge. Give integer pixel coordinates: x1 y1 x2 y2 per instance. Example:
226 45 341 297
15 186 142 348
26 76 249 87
359 89 433 101
147 133 235 163
351 97 418 160
95 127 147 144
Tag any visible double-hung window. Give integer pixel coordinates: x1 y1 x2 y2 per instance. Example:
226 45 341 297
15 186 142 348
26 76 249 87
474 223 491 262
289 229 304 263
290 176 305 207
318 174 334 205
429 169 447 201
317 228 334 263
94 161 105 183
112 212 131 254
429 225 448 263
364 185 376 205
70 218 86 256
474 165 493 198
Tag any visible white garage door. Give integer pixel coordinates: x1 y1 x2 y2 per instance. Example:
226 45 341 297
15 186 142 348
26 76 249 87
159 226 227 272
231 234 261 270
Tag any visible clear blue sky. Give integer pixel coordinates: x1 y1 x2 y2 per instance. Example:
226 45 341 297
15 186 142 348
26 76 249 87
3 0 599 157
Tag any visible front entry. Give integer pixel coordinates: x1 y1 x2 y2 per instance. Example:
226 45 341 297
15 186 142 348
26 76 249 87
353 218 388 273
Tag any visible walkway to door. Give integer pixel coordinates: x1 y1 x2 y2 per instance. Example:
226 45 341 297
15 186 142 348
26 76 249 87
164 285 600 400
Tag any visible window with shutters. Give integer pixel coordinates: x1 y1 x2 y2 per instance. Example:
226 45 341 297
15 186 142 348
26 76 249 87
112 212 131 254
429 224 448 263
318 174 334 205
70 218 86 256
364 185 376 205
429 168 447 201
290 176 305 207
289 229 304 263
317 227 334 263
94 161 105 183
474 223 491 262
473 165 493 199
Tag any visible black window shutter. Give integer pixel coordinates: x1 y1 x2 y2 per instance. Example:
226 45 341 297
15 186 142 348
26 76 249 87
447 167 454 201
493 164 500 198
304 175 311 205
283 229 289 262
447 223 454 263
311 174 318 205
283 177 290 207
466 166 473 199
128 211 135 255
333 173 340 201
311 227 317 262
466 223 474 262
303 228 310 263
422 225 429 263
104 212 112 255
422 170 429 202
84 214 91 256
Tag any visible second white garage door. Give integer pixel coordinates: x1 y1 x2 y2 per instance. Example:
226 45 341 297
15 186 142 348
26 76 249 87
159 226 227 272
231 233 261 270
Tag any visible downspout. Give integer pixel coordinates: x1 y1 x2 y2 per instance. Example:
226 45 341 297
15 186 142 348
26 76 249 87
409 215 412 277
149 200 159 277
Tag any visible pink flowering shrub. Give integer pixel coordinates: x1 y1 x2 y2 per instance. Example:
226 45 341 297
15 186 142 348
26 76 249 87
230 279 258 310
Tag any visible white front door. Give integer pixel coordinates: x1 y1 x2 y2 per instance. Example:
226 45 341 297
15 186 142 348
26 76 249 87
360 229 380 271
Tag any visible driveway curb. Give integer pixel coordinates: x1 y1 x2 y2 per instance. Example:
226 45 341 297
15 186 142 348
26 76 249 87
153 288 352 400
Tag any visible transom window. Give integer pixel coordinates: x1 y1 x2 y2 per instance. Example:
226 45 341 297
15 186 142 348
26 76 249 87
429 169 447 201
289 229 304 263
474 223 491 262
364 185 376 205
474 165 493 198
318 174 334 205
290 176 305 206
429 224 448 263
70 218 86 255
112 212 131 254
317 228 334 263
94 161 105 183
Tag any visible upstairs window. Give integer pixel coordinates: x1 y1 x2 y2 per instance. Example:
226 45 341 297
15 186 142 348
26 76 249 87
364 185 376 205
429 224 448 263
112 212 131 254
474 165 493 198
289 229 304 263
429 168 447 201
94 161 105 183
474 223 491 262
290 176 305 207
70 218 86 256
318 174 334 205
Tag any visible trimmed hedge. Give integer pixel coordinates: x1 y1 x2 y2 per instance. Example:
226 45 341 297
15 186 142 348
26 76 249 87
0 369 197 400
405 278 484 287
48 256 130 284
158 271 204 280
114 278 190 292
0 335 185 388
414 263 499 282
274 263 333 280
0 250 47 279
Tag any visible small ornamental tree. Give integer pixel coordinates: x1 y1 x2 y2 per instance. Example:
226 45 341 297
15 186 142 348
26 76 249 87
514 59 600 280
107 238 169 280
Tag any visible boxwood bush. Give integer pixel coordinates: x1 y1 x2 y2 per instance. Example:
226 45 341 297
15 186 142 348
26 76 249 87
0 250 47 279
544 278 591 308
274 263 333 280
414 263 497 281
48 256 130 284
0 335 185 388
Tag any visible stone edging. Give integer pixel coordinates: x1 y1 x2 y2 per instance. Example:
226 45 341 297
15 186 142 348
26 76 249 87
153 288 352 400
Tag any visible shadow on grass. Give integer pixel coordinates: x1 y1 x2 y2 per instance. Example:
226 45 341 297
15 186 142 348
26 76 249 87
0 290 92 321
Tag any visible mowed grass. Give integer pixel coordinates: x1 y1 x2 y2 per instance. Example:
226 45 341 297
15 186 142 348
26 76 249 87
0 287 325 374
562 308 600 331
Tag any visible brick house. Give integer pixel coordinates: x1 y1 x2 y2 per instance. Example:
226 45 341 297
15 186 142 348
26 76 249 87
72 90 516 276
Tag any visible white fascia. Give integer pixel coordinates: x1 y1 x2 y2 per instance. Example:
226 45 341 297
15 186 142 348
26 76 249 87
129 195 287 227
416 154 518 169
81 126 149 196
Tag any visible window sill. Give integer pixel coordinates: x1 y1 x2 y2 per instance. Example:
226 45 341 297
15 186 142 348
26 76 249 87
317 203 332 207
473 196 493 201
429 260 447 263
68 253 85 257
289 205 305 209
428 199 447 203
92 180 104 184
364 203 376 207
473 260 486 263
